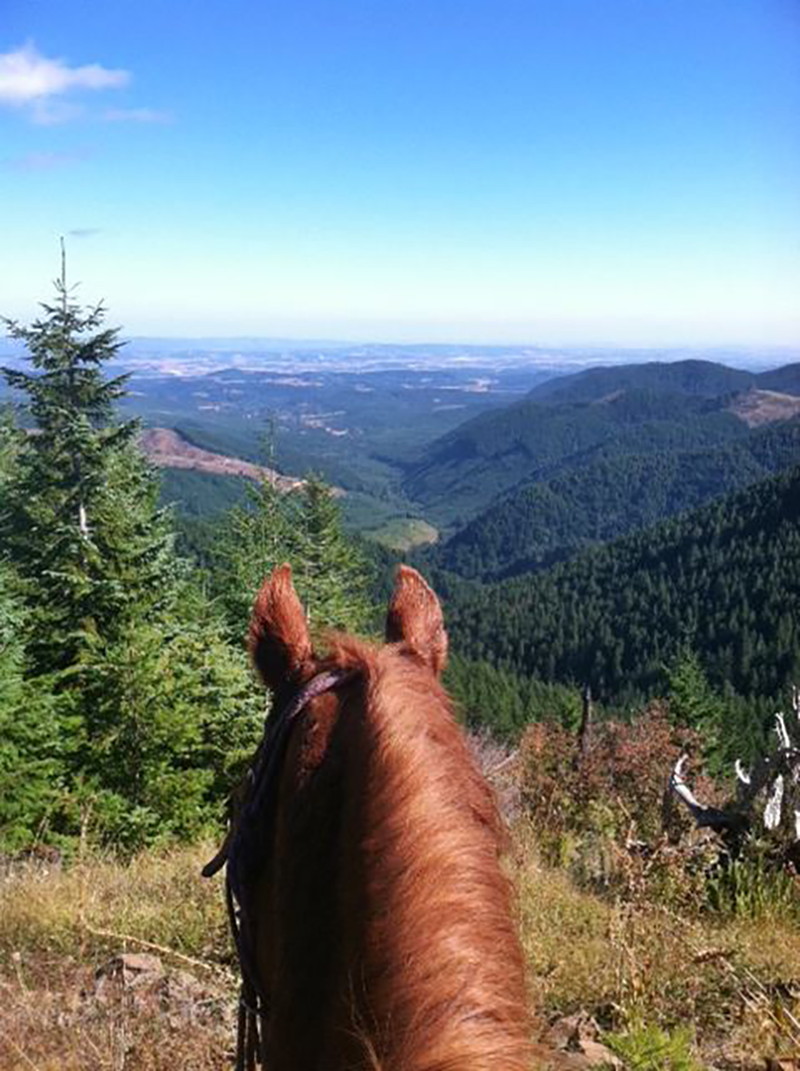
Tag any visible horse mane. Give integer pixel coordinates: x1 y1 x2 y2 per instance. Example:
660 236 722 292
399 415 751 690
241 565 531 1071
309 632 531 1071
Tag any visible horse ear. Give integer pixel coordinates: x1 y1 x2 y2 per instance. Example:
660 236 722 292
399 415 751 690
385 565 448 676
249 564 313 690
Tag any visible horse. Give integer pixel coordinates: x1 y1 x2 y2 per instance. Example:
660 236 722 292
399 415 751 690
217 563 532 1070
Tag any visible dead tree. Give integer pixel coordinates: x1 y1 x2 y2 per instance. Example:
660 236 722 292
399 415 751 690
670 687 800 867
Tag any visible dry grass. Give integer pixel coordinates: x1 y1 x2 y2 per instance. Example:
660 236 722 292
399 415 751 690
0 842 235 1071
0 966 233 1071
2 835 799 1069
0 844 229 960
512 821 800 1066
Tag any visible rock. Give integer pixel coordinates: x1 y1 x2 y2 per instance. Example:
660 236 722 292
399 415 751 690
545 1012 600 1049
92 952 165 1007
85 951 232 1027
578 1038 623 1068
542 1013 623 1069
96 952 165 985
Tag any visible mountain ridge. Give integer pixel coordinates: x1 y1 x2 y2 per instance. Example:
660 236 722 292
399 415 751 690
444 464 800 704
403 360 800 525
430 415 800 580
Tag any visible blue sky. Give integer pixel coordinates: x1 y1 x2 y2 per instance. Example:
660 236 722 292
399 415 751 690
1 0 798 346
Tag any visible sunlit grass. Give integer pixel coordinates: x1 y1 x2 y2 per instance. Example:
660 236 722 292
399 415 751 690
511 821 800 1064
0 841 228 963
1 832 798 1068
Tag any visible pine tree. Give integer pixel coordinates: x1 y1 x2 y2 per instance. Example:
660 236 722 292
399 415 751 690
214 471 374 640
665 646 728 772
1 250 175 676
293 474 374 633
1 260 262 849
72 607 262 850
214 472 303 639
0 566 62 850
0 402 62 847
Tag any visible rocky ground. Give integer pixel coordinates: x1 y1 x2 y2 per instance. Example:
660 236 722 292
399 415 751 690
1 838 798 1069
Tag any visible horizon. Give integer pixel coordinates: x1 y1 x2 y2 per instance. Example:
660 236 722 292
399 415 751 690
4 324 800 357
4 323 800 361
2 1 799 347
4 330 797 381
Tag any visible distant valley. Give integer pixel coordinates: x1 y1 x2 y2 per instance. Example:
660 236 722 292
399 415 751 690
3 335 800 706
4 334 800 564
102 348 800 605
72 350 800 567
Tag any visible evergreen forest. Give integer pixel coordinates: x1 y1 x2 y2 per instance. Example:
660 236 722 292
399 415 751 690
1 272 799 857
0 272 374 852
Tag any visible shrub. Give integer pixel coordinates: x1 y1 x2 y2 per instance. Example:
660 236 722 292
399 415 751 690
706 845 800 922
602 1022 702 1071
519 704 704 858
516 704 733 909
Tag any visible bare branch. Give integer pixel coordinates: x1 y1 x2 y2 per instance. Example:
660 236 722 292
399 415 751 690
670 755 749 835
775 711 791 751
764 775 784 831
670 755 706 819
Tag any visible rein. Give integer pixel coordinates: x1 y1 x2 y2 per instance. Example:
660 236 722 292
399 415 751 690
202 667 355 1071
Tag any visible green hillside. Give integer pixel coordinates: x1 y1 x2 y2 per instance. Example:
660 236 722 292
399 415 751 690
403 387 749 524
525 357 756 404
758 361 800 394
444 465 800 703
403 359 800 527
433 416 800 579
158 467 251 516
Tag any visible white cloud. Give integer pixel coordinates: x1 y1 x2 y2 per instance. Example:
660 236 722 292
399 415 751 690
30 100 86 125
4 148 89 171
103 107 173 124
0 42 129 108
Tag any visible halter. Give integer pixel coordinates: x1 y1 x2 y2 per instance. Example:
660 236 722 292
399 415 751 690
202 667 355 1070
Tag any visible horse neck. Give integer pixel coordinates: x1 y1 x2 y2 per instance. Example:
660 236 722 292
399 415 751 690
332 646 531 1071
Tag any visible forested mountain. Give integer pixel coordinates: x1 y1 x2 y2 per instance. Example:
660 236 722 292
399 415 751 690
432 416 800 579
404 388 749 523
524 357 800 405
402 359 800 526
444 466 800 704
525 358 757 405
757 363 800 395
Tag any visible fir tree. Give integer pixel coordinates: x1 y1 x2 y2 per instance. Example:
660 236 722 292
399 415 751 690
1 249 175 676
0 567 61 850
665 646 728 772
73 608 262 850
214 471 303 640
294 474 374 633
1 260 260 849
215 470 374 641
0 402 61 847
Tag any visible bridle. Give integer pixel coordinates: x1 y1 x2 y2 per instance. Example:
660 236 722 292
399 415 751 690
202 667 356 1070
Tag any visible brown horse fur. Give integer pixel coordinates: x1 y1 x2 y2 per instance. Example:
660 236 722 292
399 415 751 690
245 564 532 1071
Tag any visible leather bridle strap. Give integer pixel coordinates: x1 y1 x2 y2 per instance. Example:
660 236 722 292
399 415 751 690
203 667 356 1070
229 668 355 898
